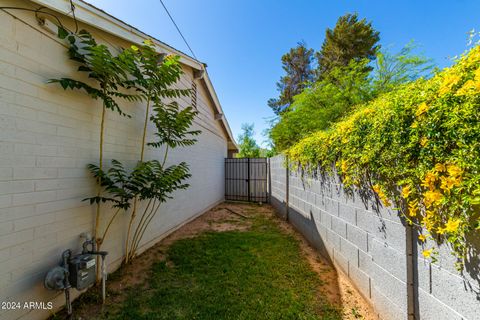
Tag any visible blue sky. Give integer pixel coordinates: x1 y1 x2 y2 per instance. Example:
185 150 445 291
86 0 480 147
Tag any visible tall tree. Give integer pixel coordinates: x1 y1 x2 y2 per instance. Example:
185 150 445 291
268 42 314 115
372 41 434 95
269 59 372 151
237 123 261 158
316 13 380 77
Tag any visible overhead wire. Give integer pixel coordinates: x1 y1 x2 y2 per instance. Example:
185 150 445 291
158 0 199 62
2 2 201 65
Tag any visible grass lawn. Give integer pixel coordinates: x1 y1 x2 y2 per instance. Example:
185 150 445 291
105 210 339 319
52 205 355 320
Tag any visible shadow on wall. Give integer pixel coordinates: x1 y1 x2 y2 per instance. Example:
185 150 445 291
271 163 480 319
300 168 480 290
465 232 480 300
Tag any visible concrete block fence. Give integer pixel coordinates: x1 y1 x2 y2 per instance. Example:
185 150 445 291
269 155 480 320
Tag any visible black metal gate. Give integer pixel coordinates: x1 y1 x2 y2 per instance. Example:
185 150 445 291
225 158 269 202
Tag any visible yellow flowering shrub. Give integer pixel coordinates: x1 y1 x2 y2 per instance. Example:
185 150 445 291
286 45 480 268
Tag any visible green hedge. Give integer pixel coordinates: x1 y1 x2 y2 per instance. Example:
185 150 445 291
286 46 480 266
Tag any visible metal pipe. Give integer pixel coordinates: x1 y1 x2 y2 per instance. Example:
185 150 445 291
65 289 71 316
101 255 106 303
61 250 72 316
88 250 108 303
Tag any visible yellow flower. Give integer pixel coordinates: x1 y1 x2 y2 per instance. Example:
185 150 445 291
372 184 391 207
475 67 480 81
402 185 412 199
440 176 461 193
381 197 392 207
410 122 418 128
422 248 433 258
424 190 443 208
447 164 462 177
340 160 348 173
130 45 139 51
434 163 446 173
408 200 418 217
418 234 427 242
467 47 480 65
455 80 478 96
425 209 435 218
422 171 437 190
420 137 428 147
422 214 435 231
439 73 461 95
416 102 429 117
143 39 153 46
444 218 461 233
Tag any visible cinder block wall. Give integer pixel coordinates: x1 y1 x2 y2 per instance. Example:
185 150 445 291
270 156 480 320
0 3 228 319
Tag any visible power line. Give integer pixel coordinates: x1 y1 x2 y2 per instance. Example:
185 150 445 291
158 0 198 61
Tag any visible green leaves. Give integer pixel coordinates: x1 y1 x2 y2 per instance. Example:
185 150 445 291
124 41 190 101
148 102 200 149
317 13 380 77
271 41 437 152
85 159 191 209
53 28 200 260
50 28 140 117
270 59 372 151
287 45 480 267
268 42 315 115
57 26 69 39
372 41 434 95
237 123 261 158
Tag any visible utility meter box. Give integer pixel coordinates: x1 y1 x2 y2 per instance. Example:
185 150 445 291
68 254 96 290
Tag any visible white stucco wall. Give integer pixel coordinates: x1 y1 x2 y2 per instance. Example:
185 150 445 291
0 2 230 319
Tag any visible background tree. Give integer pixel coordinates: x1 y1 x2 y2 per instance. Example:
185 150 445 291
259 149 275 158
269 59 372 151
372 41 434 95
237 123 261 158
316 13 380 78
268 42 315 115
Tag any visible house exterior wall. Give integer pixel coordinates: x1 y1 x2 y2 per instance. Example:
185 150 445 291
270 155 480 320
0 2 230 319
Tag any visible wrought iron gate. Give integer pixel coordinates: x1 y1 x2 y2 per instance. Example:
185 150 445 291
225 158 269 202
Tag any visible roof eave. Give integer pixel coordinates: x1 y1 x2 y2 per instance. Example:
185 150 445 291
30 0 238 150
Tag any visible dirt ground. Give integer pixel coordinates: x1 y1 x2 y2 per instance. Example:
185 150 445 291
56 202 376 320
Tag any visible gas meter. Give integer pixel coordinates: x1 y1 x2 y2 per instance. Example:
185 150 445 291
68 253 96 290
44 235 108 316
